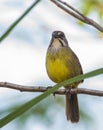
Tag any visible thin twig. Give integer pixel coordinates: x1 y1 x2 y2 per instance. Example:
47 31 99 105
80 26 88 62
1 82 103 96
50 0 103 32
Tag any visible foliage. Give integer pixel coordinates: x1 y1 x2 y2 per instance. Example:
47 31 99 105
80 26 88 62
80 0 103 23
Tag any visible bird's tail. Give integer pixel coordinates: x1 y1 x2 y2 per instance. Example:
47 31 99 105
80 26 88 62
66 91 79 123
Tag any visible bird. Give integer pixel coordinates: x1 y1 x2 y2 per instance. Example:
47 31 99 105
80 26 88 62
46 31 83 123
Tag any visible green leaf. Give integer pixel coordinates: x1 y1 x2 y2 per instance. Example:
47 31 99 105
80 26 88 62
0 0 41 42
0 68 103 128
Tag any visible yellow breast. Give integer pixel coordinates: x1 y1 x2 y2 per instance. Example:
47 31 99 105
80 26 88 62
46 52 71 83
46 45 83 86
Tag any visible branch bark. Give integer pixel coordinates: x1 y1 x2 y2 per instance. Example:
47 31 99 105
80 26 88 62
50 0 103 32
1 82 103 96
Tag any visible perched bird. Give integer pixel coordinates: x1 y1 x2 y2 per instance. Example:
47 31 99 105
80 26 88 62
46 31 83 123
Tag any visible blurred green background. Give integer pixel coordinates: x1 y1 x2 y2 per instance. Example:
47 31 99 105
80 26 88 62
0 0 103 130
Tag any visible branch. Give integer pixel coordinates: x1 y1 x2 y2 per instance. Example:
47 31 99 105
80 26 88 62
50 0 103 32
1 82 103 96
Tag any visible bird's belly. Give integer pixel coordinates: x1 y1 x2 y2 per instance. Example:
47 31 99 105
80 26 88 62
46 58 70 83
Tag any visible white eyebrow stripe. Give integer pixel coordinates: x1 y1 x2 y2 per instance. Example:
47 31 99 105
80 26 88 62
57 32 62 35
